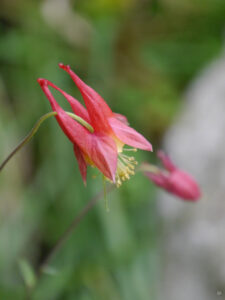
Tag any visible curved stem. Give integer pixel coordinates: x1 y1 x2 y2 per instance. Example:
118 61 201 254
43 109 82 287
40 185 115 273
66 112 94 133
0 111 94 172
0 112 56 172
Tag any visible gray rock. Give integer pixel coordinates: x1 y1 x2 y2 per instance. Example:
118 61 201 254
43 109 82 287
158 57 225 300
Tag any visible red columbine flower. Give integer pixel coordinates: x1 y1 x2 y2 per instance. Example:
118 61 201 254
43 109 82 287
142 151 201 201
38 63 152 185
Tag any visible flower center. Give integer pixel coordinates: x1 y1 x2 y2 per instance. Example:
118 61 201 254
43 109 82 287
115 148 138 187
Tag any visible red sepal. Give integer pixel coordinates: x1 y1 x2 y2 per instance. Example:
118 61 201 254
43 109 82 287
73 144 87 185
109 117 153 151
157 150 176 172
38 79 89 149
88 133 117 182
42 79 90 123
59 63 113 134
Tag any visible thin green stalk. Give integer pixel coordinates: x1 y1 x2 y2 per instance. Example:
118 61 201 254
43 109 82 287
0 111 94 172
40 185 115 273
66 112 94 133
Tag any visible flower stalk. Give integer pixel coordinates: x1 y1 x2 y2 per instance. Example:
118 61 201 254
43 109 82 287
40 184 115 273
0 111 94 172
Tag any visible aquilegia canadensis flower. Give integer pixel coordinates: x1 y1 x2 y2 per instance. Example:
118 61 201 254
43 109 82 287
142 151 201 201
38 64 152 186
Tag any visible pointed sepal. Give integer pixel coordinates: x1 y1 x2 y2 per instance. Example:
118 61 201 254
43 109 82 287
109 117 153 151
59 63 113 133
73 144 87 185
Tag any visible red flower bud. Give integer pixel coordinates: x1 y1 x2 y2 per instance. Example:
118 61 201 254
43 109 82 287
143 151 201 201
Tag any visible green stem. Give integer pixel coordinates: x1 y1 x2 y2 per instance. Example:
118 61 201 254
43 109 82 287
66 112 94 133
40 185 115 273
0 111 94 172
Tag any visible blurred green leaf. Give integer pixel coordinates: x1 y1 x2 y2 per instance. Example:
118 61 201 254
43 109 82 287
18 258 36 289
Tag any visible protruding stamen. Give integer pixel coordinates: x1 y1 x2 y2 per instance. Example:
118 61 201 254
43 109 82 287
115 149 138 187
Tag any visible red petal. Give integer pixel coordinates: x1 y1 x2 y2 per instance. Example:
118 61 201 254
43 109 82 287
38 79 89 150
157 151 176 172
59 63 113 133
109 117 153 151
87 133 117 182
73 144 87 185
42 79 90 123
169 170 201 201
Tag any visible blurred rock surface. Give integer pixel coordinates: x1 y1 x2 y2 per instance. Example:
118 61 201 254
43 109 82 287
41 0 93 48
158 55 225 300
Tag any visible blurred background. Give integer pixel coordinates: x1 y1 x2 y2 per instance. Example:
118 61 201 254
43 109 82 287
1 0 225 299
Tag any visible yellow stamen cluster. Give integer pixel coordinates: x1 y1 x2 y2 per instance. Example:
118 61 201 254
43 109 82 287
115 148 138 187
